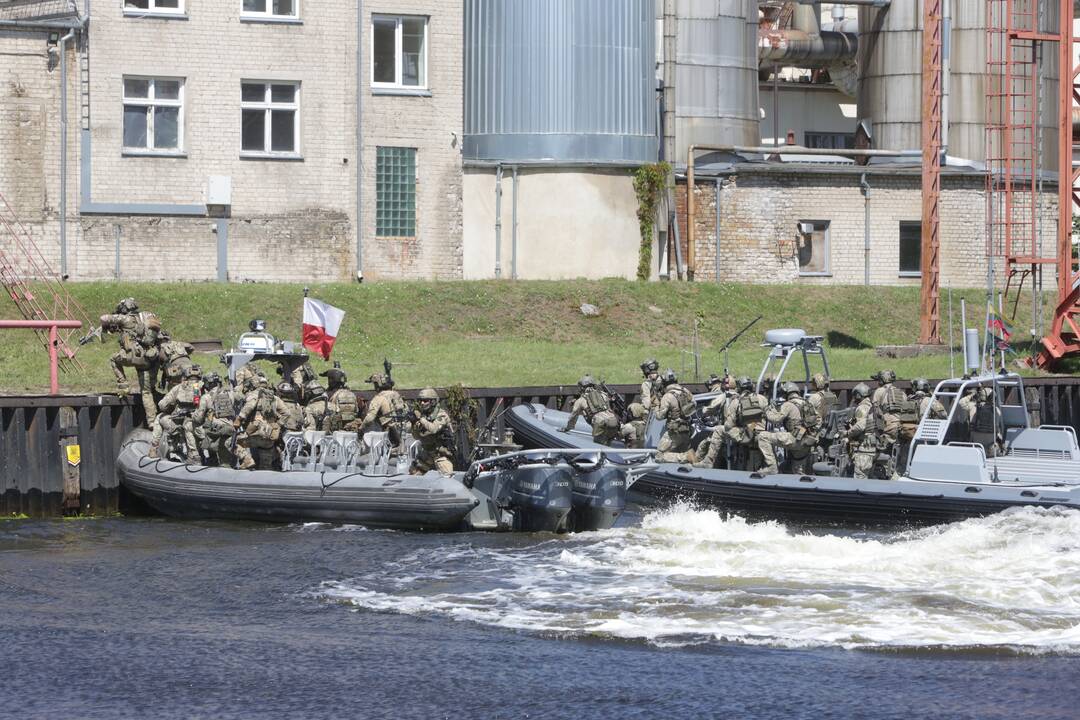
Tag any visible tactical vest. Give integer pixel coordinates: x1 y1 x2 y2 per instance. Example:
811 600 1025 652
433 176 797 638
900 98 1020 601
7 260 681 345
974 402 996 433
813 390 838 417
897 397 920 424
859 401 882 435
879 385 907 414
673 387 696 419
175 383 199 412
795 397 821 434
282 401 304 431
583 387 609 417
332 389 358 423
136 312 161 347
212 389 235 419
737 394 766 424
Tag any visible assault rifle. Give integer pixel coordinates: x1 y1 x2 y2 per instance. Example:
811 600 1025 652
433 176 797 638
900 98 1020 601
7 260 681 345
599 380 628 423
78 326 104 346
383 358 394 387
719 315 763 376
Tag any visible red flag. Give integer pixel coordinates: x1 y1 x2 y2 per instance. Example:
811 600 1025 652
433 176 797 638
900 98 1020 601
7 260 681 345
302 298 345 360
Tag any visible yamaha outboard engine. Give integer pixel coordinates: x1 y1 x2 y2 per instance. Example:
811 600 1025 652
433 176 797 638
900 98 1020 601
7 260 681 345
507 463 573 532
567 461 627 532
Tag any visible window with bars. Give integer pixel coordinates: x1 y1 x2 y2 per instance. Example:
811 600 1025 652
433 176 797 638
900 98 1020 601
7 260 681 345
240 81 300 157
376 147 417 237
123 76 183 153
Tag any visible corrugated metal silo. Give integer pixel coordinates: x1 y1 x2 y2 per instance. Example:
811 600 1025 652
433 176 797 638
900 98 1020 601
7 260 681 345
464 0 656 164
677 0 760 156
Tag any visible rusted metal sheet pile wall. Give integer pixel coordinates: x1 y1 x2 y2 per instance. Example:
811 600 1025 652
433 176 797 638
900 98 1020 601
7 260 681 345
3 378 1080 518
1 396 137 517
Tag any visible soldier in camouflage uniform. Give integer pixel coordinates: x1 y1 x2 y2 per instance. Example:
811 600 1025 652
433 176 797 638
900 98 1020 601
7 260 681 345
619 402 649 449
694 374 736 469
409 388 455 476
156 330 195 392
560 375 619 445
654 369 697 463
844 382 887 479
362 372 408 449
149 364 203 463
725 376 770 471
191 372 247 468
235 375 289 470
758 381 819 475
99 297 161 424
870 369 910 478
639 359 662 412
806 373 839 421
302 381 329 431
320 369 361 433
276 382 305 433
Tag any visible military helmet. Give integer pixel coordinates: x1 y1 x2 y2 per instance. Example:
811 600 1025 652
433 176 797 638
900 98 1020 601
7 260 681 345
660 369 678 386
737 376 754 391
627 402 648 420
277 382 298 400
203 372 221 388
322 368 347 386
577 375 596 389
877 369 896 384
183 364 202 378
115 297 138 314
852 382 871 400
810 372 829 390
640 358 659 375
781 381 800 397
913 378 931 393
706 373 723 389
305 380 326 399
418 387 439 401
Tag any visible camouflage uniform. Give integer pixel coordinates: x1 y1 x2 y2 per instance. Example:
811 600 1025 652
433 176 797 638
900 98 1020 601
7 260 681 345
561 376 619 445
157 338 195 391
410 389 455 476
276 383 305 433
362 373 408 448
619 402 648 449
694 376 736 469
655 371 697 463
192 375 249 467
150 367 203 463
758 384 815 475
725 380 769 471
235 378 289 470
303 382 329 431
640 359 663 412
99 299 161 424
964 387 1002 456
846 388 886 479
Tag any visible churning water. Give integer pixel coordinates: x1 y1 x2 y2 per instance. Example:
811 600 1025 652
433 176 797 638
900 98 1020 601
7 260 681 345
318 504 1080 654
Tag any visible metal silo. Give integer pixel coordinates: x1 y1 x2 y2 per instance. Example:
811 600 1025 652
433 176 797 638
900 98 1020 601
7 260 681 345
464 0 656 164
677 0 760 155
857 1 1057 167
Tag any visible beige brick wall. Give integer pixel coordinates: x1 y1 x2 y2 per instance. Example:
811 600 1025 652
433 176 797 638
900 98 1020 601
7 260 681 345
678 168 1060 290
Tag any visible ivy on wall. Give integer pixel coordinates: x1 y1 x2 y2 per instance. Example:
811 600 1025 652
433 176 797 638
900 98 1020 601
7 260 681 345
632 162 671 281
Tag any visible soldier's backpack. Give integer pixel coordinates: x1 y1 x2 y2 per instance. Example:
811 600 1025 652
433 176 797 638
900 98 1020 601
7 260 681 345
897 397 920 424
816 390 839 417
674 386 697 419
797 397 822 434
880 385 907 414
584 386 610 416
212 389 236 419
974 401 996 433
737 394 766 424
332 389 359 423
136 312 162 347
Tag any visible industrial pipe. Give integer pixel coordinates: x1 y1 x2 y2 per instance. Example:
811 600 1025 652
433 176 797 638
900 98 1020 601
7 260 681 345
494 165 503 279
356 0 364 281
57 28 76 279
687 149 695 280
794 0 890 6
860 173 871 285
758 29 858 67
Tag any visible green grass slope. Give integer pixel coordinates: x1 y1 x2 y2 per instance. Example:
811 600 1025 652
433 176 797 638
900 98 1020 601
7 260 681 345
0 280 1052 394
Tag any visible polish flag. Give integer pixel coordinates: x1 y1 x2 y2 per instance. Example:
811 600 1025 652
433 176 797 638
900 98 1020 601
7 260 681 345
302 298 346 360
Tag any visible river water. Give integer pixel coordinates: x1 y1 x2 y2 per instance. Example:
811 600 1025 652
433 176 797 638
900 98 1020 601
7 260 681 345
3 504 1079 719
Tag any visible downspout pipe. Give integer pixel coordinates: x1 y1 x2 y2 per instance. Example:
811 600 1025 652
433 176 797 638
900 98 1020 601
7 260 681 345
355 0 363 281
860 173 871 285
494 165 502 279
57 27 77 279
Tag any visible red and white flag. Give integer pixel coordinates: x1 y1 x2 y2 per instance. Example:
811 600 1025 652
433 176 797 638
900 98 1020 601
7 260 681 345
302 297 345 360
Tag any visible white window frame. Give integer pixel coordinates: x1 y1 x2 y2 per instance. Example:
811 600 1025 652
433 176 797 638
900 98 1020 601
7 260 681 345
122 0 186 18
122 75 185 155
370 14 429 91
239 80 301 159
797 219 831 277
240 0 300 22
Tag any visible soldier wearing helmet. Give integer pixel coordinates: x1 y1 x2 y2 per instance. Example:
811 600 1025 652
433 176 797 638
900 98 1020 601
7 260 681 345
654 369 698 463
234 371 290 470
276 382 304 432
302 380 328 431
911 379 946 422
362 371 408 449
149 364 204 463
191 371 245 467
844 382 888 479
560 375 619 444
619 402 649 449
806 373 838 420
756 381 817 475
639 359 662 411
693 373 738 469
96 297 162 425
710 375 769 470
870 369 910 477
409 388 455 476
959 384 1002 456
320 369 360 433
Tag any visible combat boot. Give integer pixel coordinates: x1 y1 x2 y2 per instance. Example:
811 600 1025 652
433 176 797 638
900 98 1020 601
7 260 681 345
147 443 160 459
238 456 256 470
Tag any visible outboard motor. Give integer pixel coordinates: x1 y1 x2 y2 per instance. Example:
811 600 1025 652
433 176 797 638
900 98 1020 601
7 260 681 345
507 463 573 532
566 460 627 532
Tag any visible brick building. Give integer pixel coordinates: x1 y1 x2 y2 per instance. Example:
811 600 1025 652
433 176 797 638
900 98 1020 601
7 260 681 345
0 0 463 282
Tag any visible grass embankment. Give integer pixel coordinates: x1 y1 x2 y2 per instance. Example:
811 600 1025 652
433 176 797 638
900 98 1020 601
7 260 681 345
0 281 1056 394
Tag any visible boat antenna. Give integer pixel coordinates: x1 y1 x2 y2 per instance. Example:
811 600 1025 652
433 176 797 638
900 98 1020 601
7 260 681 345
719 315 763 377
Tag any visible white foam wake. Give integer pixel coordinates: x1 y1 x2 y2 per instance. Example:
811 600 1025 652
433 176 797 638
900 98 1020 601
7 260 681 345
315 504 1080 652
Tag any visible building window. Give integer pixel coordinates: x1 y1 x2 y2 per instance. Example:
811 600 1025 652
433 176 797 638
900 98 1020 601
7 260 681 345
804 132 856 150
241 0 298 21
376 147 416 237
899 221 922 276
372 15 428 89
797 220 830 276
122 77 183 153
240 81 300 157
123 0 184 15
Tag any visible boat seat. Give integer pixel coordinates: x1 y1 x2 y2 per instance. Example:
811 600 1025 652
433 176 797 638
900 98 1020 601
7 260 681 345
1005 427 1080 460
364 431 391 475
985 455 1080 485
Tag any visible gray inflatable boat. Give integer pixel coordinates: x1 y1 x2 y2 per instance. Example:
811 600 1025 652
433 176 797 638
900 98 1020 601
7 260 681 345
117 430 647 532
